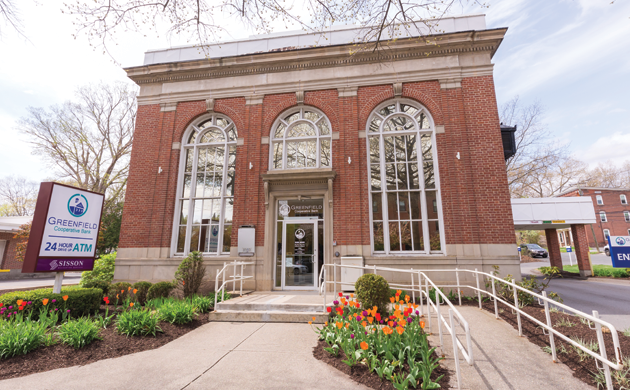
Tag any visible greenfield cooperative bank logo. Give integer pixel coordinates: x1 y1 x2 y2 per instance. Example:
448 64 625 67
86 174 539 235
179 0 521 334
616 237 628 246
68 194 88 217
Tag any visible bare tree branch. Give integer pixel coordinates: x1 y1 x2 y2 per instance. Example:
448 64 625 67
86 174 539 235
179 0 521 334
0 176 38 216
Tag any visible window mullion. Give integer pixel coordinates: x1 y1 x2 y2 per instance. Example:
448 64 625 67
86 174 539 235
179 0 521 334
380 134 390 254
417 132 430 254
185 146 200 255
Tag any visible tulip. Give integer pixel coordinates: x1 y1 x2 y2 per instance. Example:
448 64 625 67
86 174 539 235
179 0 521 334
360 341 369 350
133 289 138 294
18 306 23 311
8 306 13 309
67 309 71 313
42 299 49 306
350 334 354 339
415 310 419 316
121 290 124 294
362 310 368 317
308 321 312 325
17 300 23 306
312 316 316 321
54 308 58 311
420 321 425 329
389 297 395 303
28 301 32 305
326 307 332 313
129 302 134 307
62 295 69 301
52 299 56 303
333 300 339 305
396 326 404 335
0 303 3 307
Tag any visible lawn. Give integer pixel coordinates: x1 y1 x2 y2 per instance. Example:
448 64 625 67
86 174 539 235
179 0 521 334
562 264 629 278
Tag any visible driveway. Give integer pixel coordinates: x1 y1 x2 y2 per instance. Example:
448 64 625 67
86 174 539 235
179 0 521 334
521 254 630 331
0 273 82 292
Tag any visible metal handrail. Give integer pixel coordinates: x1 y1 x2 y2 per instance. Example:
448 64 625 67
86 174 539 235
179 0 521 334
320 262 473 390
214 260 255 307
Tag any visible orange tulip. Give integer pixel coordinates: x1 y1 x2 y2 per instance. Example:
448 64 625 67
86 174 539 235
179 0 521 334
388 321 394 327
396 326 404 335
368 316 374 324
345 323 350 329
121 290 124 294
133 289 138 294
389 297 395 303
128 287 132 291
42 298 49 306
420 321 425 329
129 302 134 307
116 294 119 299
308 321 312 325
382 327 393 335
350 293 354 298
399 319 407 327
396 290 401 296
336 322 343 329
405 295 410 303
360 341 369 350
325 322 328 326
16 299 23 306
62 295 69 301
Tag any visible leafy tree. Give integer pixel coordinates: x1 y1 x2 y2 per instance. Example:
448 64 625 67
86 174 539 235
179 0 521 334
175 251 206 298
12 222 31 263
96 201 123 255
17 82 136 208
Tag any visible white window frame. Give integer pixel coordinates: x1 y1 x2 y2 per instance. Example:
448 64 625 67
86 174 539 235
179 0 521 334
170 114 237 257
621 194 628 205
596 195 603 205
625 211 630 222
269 106 332 170
600 211 607 222
603 229 610 239
366 98 445 255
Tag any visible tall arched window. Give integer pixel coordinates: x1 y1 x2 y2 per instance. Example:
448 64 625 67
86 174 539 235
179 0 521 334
367 99 444 254
270 107 332 169
173 114 237 256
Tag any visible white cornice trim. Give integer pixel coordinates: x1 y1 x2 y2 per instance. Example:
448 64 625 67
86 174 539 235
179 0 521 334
137 63 494 106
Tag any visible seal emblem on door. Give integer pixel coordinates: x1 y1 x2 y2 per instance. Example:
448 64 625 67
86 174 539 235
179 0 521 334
279 204 290 217
295 228 305 240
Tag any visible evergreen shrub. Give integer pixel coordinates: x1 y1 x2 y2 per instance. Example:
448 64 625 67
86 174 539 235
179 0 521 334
354 273 390 316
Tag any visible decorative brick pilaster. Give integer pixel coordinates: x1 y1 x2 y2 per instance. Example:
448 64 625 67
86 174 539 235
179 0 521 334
545 229 563 269
571 224 593 277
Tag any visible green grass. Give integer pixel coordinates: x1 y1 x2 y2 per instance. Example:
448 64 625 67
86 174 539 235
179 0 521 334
562 265 630 278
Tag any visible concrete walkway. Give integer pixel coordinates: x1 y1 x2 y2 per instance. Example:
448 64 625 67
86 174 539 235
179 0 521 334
0 322 368 390
432 306 593 390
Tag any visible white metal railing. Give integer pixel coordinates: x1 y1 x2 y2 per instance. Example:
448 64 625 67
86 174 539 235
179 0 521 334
214 260 255 307
320 264 625 390
320 263 473 390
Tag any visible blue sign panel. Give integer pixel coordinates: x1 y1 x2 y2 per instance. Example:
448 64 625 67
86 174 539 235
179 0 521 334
566 247 572 253
517 247 521 252
608 236 630 268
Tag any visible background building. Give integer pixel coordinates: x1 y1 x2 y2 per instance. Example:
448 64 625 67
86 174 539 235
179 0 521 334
114 15 519 289
0 216 36 279
557 187 630 248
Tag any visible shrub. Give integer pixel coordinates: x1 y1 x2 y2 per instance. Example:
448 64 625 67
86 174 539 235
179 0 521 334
174 251 206 298
156 300 197 324
0 287 102 320
355 274 390 316
116 309 161 337
82 280 110 296
57 317 102 349
208 292 232 306
0 319 48 359
80 252 116 287
147 281 174 300
107 282 133 305
133 281 153 305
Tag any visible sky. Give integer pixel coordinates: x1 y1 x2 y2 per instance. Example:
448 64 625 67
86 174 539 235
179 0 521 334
0 0 628 183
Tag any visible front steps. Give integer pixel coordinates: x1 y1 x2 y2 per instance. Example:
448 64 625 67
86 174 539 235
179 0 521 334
209 293 329 323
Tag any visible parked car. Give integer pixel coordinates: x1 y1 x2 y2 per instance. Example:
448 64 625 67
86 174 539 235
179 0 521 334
604 245 610 256
520 244 548 258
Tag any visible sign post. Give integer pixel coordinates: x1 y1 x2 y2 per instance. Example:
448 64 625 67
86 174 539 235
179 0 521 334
517 246 521 262
566 246 573 266
22 183 105 293
608 236 630 268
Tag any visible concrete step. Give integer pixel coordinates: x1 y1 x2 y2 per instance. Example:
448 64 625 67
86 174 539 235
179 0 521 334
216 301 325 312
209 310 328 323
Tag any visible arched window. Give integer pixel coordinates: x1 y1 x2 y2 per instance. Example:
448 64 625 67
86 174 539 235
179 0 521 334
366 99 443 254
270 107 332 169
173 114 237 256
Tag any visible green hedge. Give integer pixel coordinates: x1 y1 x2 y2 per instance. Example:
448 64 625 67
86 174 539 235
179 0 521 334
0 287 102 320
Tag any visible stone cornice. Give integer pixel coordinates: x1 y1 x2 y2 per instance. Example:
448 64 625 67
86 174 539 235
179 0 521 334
126 29 506 86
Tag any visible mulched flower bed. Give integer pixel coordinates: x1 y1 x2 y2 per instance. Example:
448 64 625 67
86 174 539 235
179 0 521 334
464 299 630 389
0 306 210 381
313 334 451 389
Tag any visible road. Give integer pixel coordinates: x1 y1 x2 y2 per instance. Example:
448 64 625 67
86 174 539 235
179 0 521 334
0 273 82 292
521 253 630 331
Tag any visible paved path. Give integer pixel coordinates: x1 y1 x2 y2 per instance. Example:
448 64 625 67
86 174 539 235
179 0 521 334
0 273 81 292
0 322 368 390
521 258 630 331
432 306 594 390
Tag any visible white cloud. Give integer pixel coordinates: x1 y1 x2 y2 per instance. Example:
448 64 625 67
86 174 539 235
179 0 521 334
574 131 630 167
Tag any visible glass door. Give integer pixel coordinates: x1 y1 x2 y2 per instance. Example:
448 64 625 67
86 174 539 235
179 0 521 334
282 220 318 289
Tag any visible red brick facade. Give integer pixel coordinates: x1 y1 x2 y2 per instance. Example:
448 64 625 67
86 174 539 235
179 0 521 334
0 232 21 270
119 77 515 253
559 188 630 247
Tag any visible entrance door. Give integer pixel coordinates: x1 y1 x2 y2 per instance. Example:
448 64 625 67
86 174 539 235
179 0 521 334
282 220 317 289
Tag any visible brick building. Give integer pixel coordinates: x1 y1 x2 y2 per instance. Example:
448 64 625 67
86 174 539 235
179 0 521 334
0 216 33 279
115 15 519 289
557 187 630 248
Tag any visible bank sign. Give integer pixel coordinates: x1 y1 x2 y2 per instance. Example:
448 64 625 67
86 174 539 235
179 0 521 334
22 182 104 273
607 236 630 268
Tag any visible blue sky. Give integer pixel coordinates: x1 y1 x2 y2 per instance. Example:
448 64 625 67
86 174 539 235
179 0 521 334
0 0 628 182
